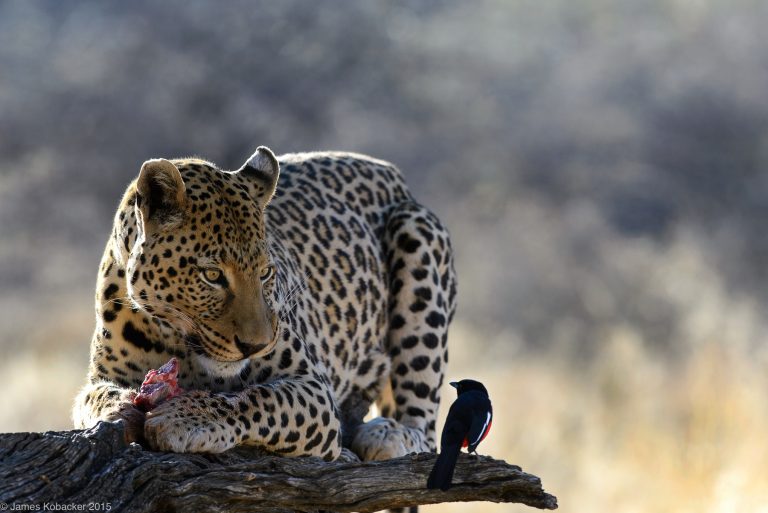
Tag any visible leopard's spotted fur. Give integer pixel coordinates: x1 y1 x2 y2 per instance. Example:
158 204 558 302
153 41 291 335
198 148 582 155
73 147 457 461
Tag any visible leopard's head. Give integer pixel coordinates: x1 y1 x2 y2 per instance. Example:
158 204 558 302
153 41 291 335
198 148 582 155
125 147 281 372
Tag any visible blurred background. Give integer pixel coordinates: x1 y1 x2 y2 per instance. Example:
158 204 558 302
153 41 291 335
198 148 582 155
1 1 767 511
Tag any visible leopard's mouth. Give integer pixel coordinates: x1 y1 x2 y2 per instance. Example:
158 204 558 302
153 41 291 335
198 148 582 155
184 331 278 367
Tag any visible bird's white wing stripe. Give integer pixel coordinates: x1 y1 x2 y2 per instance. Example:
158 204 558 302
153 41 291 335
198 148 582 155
471 411 491 446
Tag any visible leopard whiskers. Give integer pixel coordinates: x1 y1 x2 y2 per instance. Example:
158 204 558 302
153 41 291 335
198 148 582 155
276 270 310 322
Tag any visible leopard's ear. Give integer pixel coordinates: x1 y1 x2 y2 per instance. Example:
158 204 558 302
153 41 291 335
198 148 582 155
239 146 280 207
135 158 186 231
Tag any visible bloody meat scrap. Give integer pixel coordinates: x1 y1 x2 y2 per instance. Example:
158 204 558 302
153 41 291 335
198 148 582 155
132 357 183 411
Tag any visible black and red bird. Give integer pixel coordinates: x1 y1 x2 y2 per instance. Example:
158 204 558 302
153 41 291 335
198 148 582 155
427 379 493 491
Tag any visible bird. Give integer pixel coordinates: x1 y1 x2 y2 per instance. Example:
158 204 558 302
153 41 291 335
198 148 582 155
427 379 493 491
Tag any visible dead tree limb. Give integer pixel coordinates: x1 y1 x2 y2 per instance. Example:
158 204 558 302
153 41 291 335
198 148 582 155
0 421 557 512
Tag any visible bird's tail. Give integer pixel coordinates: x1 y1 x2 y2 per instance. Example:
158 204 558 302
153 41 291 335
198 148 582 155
427 444 461 491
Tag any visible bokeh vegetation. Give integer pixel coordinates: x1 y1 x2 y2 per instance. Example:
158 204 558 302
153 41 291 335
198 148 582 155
1 1 767 511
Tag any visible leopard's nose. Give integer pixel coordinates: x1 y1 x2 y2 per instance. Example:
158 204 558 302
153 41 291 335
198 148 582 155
234 335 267 358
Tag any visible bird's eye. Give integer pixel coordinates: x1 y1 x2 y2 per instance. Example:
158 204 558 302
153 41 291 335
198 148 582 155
201 268 227 286
260 265 275 283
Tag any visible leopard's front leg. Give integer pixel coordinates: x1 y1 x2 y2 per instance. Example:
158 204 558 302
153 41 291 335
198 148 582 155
144 377 343 460
73 380 145 443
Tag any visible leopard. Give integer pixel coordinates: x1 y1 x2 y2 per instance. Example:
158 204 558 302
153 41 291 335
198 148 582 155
72 146 457 462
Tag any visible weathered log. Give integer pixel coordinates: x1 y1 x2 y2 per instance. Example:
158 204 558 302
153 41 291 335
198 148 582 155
0 422 557 512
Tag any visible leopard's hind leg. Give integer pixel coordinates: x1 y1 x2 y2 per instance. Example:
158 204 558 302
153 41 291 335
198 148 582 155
352 201 457 460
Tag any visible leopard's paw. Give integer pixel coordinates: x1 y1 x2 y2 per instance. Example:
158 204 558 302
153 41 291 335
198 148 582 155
105 400 146 444
351 417 429 461
144 392 235 453
337 447 362 463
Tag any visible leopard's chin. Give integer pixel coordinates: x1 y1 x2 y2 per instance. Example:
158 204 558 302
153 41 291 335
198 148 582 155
193 352 250 379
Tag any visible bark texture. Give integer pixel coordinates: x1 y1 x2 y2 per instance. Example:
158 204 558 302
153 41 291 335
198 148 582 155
0 422 557 512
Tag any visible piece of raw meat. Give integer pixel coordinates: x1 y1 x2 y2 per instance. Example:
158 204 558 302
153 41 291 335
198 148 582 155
132 357 183 411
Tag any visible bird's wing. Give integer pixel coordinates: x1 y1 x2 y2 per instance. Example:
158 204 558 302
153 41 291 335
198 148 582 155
466 408 492 453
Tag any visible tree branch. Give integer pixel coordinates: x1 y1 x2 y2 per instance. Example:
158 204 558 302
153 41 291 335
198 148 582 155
0 422 557 512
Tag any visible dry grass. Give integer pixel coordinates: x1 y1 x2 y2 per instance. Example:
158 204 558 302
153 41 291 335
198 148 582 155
0 351 85 433
0 297 91 433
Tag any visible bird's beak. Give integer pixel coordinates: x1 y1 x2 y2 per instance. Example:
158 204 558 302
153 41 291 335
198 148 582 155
449 381 458 389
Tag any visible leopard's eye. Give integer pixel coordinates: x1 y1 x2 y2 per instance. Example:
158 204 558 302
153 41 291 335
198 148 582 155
200 268 227 287
260 265 275 283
